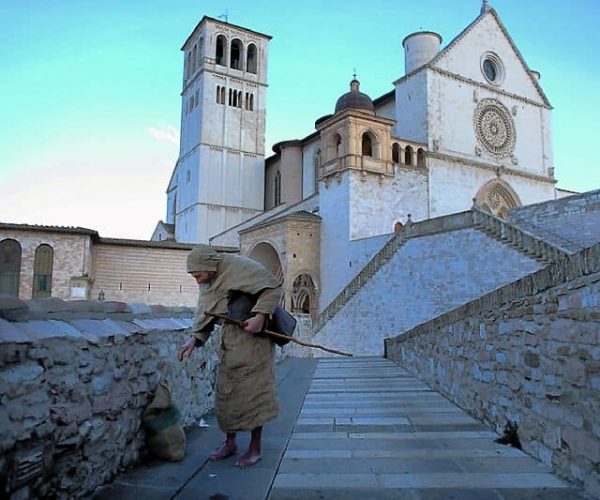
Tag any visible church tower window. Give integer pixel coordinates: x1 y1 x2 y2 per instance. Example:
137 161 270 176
247 44 257 73
33 244 53 298
230 39 243 70
192 44 197 74
216 35 227 66
314 149 321 192
0 239 21 296
362 133 373 157
404 145 414 166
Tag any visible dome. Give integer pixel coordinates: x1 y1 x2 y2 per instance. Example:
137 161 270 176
334 79 374 114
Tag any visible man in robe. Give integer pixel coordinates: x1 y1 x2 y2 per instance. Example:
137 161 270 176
178 244 282 468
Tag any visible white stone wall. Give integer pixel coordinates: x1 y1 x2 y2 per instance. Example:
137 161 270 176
319 173 351 308
313 227 543 356
427 158 555 218
349 167 429 239
375 97 395 121
393 71 428 143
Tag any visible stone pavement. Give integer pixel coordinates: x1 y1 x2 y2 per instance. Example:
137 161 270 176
95 357 583 500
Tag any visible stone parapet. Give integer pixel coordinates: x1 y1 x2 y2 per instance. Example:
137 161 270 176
385 242 600 498
0 298 218 499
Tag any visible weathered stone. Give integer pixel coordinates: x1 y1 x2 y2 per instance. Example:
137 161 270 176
0 296 29 322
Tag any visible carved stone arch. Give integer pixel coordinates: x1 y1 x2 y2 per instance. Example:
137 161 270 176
359 128 380 158
326 131 343 161
291 272 317 316
475 179 521 218
248 241 284 284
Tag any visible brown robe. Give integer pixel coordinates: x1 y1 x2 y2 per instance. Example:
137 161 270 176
187 246 282 432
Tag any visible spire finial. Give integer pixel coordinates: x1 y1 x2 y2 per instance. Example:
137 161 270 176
481 0 491 15
352 68 357 80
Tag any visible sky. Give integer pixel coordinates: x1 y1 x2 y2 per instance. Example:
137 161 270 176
1 0 599 240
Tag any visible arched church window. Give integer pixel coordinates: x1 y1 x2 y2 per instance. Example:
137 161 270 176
249 93 254 111
33 244 53 298
362 133 373 157
274 171 282 206
0 239 21 296
228 88 233 106
291 273 317 315
404 145 414 166
216 35 227 66
237 90 243 108
221 86 226 104
230 39 243 70
314 149 321 192
192 44 197 73
185 51 192 79
392 143 400 163
417 148 425 167
246 44 257 74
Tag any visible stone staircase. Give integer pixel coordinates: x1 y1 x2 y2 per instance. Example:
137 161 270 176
314 208 570 333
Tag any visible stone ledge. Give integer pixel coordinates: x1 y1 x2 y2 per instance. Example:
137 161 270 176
0 298 194 325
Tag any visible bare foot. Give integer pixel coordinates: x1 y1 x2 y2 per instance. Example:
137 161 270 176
209 441 237 461
234 451 262 469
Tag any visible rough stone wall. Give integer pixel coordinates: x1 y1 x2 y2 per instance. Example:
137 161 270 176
92 243 199 306
314 221 543 356
0 230 92 301
508 189 600 250
0 298 218 499
385 244 600 498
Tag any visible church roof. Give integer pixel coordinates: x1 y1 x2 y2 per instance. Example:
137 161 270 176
335 79 375 114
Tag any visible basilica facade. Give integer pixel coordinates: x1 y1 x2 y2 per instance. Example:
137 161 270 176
155 3 569 314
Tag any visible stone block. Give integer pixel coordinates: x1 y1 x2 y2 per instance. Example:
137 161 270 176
0 296 29 322
0 319 31 343
17 320 82 340
563 426 600 462
26 297 71 314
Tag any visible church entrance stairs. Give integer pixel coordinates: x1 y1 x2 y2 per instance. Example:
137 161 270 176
95 357 583 499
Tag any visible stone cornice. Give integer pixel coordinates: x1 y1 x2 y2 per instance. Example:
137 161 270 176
429 66 550 109
428 151 555 184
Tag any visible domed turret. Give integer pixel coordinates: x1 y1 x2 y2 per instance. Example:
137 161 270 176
334 79 375 114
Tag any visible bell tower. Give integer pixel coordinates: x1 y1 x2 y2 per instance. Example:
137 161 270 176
165 16 271 243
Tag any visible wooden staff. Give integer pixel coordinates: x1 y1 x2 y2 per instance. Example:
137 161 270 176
204 311 353 357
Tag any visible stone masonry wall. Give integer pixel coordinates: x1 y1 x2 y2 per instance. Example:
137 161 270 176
313 224 543 356
508 188 600 250
0 297 218 499
385 243 600 498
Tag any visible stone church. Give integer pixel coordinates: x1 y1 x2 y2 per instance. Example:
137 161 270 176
153 2 570 315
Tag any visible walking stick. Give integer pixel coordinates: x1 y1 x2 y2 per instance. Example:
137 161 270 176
204 312 353 357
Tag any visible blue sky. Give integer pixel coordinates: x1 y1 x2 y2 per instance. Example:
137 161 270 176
1 0 598 239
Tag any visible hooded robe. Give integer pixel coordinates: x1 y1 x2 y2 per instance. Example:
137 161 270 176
187 244 282 432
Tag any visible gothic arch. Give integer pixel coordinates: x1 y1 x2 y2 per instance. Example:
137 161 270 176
291 273 317 315
475 179 521 218
215 34 227 66
360 129 380 158
327 132 343 161
248 241 284 284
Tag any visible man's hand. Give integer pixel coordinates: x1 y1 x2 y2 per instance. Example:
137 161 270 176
178 337 197 361
242 313 267 334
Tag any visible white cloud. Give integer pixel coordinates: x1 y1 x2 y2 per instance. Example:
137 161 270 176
146 124 179 146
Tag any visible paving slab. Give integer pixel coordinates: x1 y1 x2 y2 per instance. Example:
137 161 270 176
94 356 584 500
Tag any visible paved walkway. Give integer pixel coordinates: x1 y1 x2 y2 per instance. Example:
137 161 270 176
96 357 582 500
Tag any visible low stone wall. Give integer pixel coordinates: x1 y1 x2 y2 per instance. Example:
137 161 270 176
0 298 219 499
385 243 600 498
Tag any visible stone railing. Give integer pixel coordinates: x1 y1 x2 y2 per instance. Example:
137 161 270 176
315 209 568 333
385 243 600 498
0 298 218 499
472 207 572 260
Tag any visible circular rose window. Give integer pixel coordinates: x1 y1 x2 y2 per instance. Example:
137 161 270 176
474 99 515 156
